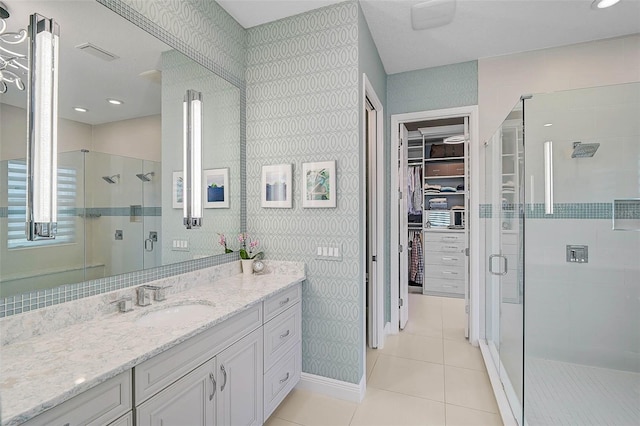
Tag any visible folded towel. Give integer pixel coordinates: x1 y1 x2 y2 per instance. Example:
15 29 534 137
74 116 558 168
440 186 457 192
429 197 447 203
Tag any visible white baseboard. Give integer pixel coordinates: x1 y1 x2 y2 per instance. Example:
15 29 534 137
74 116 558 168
296 372 365 402
384 321 391 336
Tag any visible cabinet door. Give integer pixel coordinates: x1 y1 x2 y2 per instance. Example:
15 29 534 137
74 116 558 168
136 358 216 426
216 328 264 426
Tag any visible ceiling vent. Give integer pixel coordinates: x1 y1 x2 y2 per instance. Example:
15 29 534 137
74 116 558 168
411 0 457 30
75 43 119 61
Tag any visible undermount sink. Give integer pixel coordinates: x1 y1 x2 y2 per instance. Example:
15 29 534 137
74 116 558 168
135 301 216 327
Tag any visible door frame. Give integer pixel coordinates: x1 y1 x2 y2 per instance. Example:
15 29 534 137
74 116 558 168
390 105 480 345
361 74 385 352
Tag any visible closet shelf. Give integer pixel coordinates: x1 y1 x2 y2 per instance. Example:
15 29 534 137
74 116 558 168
424 156 464 162
424 175 465 179
424 191 466 196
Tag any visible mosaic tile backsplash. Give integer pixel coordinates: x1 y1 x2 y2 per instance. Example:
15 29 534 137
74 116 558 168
479 203 640 219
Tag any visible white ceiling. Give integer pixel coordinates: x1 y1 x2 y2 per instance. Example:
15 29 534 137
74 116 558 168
0 0 168 125
217 0 640 75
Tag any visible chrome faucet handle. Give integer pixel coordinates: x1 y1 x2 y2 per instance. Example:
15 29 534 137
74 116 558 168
143 285 171 301
136 286 152 307
111 296 133 313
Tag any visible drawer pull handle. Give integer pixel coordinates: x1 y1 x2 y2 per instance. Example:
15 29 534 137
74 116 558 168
442 271 458 275
443 237 457 241
443 284 456 288
279 297 290 306
209 372 217 401
280 329 291 339
279 372 290 384
220 365 227 392
441 257 456 261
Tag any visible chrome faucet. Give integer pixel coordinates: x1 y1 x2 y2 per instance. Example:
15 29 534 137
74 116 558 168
137 286 152 306
111 296 133 313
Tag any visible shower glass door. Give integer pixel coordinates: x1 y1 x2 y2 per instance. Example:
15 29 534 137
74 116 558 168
522 83 640 425
484 100 524 424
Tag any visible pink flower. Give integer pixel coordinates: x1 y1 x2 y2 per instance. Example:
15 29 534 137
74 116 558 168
250 240 259 250
218 234 226 247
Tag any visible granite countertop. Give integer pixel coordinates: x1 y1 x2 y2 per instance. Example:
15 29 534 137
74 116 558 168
0 264 305 426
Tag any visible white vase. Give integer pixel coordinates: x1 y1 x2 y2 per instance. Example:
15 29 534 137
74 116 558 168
241 259 254 275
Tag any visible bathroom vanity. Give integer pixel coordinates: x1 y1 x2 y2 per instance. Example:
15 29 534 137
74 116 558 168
0 262 304 426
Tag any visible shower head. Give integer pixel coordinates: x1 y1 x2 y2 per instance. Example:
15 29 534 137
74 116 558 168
571 142 600 158
136 172 155 182
102 174 120 184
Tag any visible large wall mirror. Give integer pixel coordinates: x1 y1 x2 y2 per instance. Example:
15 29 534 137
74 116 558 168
0 0 242 300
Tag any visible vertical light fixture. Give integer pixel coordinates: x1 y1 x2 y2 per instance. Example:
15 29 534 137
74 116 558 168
544 141 554 215
183 89 202 229
26 13 59 240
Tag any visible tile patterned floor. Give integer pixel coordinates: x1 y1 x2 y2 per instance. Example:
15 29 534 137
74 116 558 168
266 294 503 426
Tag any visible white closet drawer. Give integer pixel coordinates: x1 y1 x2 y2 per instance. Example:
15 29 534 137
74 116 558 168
134 303 262 404
423 252 465 267
264 342 301 420
264 302 301 371
264 285 301 322
424 232 465 244
423 278 465 295
424 265 464 280
424 241 464 254
22 371 131 426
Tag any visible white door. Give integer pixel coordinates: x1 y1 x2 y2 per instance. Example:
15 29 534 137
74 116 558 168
366 99 379 348
216 328 263 426
136 358 217 426
463 116 470 338
399 124 409 329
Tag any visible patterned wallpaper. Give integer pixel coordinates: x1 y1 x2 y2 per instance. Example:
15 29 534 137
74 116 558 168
246 1 364 384
384 61 479 321
111 0 246 83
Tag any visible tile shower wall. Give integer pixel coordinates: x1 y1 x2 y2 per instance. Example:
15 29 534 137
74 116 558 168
524 84 640 372
385 62 478 322
246 1 363 384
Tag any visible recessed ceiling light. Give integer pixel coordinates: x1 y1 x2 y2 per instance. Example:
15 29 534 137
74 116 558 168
74 107 88 113
107 98 124 105
544 123 553 127
591 0 621 10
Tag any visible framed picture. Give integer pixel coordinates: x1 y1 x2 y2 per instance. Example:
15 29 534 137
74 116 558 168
302 160 336 208
172 171 183 209
261 164 292 208
204 168 230 208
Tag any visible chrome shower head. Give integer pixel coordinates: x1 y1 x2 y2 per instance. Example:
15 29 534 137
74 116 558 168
102 174 120 184
136 172 155 182
571 142 600 158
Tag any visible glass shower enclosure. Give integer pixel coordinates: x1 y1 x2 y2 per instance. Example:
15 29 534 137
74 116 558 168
483 82 640 425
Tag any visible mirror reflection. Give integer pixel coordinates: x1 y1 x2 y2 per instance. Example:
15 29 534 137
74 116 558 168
0 0 241 299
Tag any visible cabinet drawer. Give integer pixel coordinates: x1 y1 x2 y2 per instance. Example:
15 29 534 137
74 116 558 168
264 302 301 371
424 241 464 254
264 342 301 420
423 278 465 295
264 285 301 322
424 232 465 244
23 371 131 426
423 252 465 267
424 265 464 280
134 303 262 404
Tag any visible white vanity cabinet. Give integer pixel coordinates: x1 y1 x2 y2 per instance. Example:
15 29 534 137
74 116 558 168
136 358 217 425
21 371 132 426
216 328 264 426
134 283 301 426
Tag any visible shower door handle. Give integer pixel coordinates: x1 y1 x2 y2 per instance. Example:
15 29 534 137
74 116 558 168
145 239 153 252
488 254 508 276
544 141 554 214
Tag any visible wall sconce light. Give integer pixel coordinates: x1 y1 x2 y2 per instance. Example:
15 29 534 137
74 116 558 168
26 13 59 240
544 141 554 215
183 89 202 229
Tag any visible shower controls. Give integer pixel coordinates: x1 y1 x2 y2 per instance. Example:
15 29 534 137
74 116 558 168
566 245 588 263
115 229 123 240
